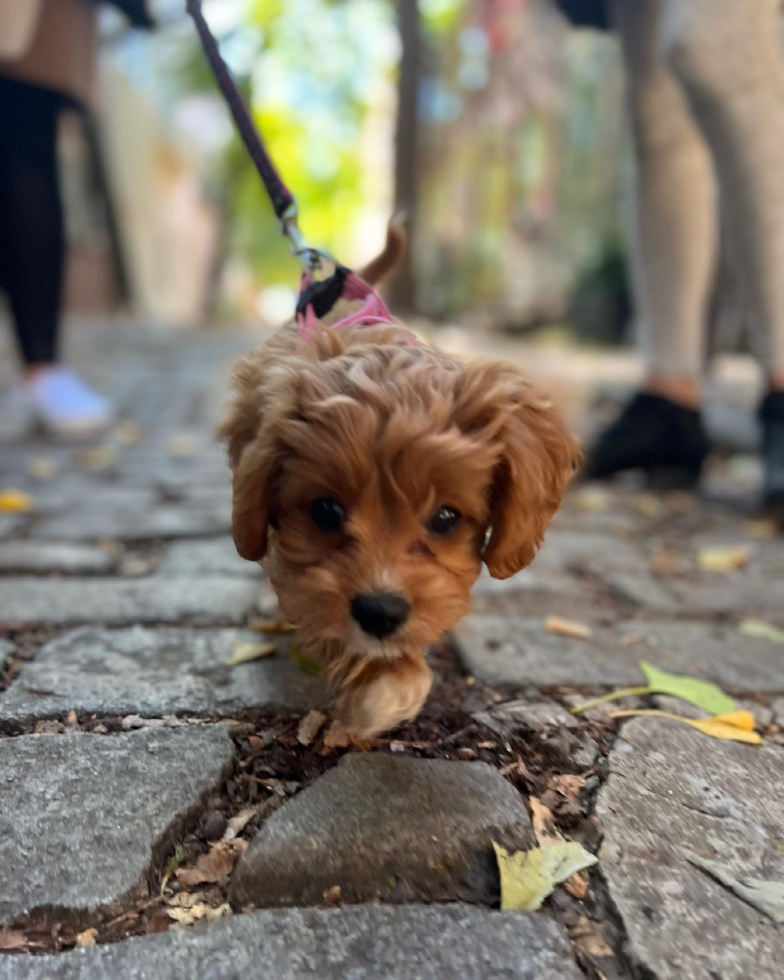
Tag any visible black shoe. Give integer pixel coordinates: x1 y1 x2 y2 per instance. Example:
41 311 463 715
760 391 784 521
585 392 710 489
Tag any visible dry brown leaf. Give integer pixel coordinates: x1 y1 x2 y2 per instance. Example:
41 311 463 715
745 519 779 540
165 890 211 909
322 885 342 906
563 869 589 900
81 445 120 471
250 618 296 634
649 549 685 576
114 420 141 445
297 710 328 746
75 928 98 948
544 616 592 640
634 494 664 517
227 641 277 666
166 903 231 926
0 927 27 951
223 807 258 841
548 774 586 801
571 916 614 958
175 841 239 886
574 488 610 513
321 719 353 750
27 456 58 480
530 797 562 847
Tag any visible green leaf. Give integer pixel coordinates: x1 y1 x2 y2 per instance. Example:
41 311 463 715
738 619 784 644
639 661 736 716
290 643 322 676
493 840 597 911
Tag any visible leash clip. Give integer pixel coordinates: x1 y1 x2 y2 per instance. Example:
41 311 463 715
281 203 328 273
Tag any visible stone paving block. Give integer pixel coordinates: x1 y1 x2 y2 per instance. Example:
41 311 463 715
0 514 26 539
30 488 231 541
0 542 117 574
456 615 784 691
597 719 784 980
623 621 784 692
0 577 259 627
2 904 582 980
455 615 649 687
0 726 234 923
0 627 326 725
156 538 258 578
230 753 532 908
602 568 784 615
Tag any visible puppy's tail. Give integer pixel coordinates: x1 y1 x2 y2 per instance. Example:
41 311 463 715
358 216 407 285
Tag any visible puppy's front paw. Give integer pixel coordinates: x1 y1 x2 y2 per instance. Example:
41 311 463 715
336 653 432 739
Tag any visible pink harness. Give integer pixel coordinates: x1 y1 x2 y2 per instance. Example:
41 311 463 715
296 269 405 342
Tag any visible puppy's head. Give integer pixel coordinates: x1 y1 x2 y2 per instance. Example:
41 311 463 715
222 326 578 661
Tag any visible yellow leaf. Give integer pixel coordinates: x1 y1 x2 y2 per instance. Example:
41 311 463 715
167 434 195 458
574 487 610 513
609 709 762 745
544 616 592 639
75 928 98 948
0 489 34 512
493 840 598 911
738 619 784 644
228 641 277 666
80 445 120 471
697 545 750 572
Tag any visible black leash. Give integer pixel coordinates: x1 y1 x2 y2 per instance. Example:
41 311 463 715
185 0 324 271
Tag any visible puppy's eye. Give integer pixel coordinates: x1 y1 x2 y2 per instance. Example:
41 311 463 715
426 506 462 536
310 497 347 532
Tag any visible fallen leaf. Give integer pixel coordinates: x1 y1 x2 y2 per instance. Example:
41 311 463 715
639 661 737 716
544 616 592 639
697 545 750 572
609 709 762 745
570 916 614 958
634 494 664 517
493 840 597 911
223 807 258 841
530 797 562 847
167 434 195 458
563 870 589 900
321 719 353 750
250 618 296 634
687 854 784 923
175 841 239 886
167 903 232 926
75 928 98 948
745 519 779 540
649 549 685 576
0 927 27 951
227 641 277 666
0 489 34 512
547 774 586 801
322 885 342 906
297 709 327 746
81 445 120 471
114 420 141 445
738 619 784 644
574 487 610 513
27 456 57 480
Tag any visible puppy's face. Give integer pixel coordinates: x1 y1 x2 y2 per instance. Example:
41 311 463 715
223 323 579 669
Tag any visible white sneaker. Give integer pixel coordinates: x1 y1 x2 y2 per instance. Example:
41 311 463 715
27 367 112 439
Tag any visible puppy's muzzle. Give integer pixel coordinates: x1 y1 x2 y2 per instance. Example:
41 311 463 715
350 592 410 639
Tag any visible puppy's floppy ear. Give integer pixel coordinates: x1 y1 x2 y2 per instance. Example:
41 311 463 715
457 362 580 579
218 352 279 561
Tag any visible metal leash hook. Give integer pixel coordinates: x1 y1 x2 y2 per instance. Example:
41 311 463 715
280 203 329 274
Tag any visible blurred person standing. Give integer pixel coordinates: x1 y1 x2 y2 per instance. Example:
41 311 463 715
559 0 784 519
0 0 152 437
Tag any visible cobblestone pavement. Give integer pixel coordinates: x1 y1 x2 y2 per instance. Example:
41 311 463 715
1 322 783 979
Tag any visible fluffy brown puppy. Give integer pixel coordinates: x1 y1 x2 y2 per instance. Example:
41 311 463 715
221 240 578 738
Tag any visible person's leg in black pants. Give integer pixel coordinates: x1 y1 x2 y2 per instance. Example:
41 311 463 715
0 76 109 436
0 77 64 368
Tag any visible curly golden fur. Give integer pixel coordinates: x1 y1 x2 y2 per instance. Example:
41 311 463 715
220 244 578 738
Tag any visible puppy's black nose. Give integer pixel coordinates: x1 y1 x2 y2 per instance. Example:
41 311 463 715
350 593 410 639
